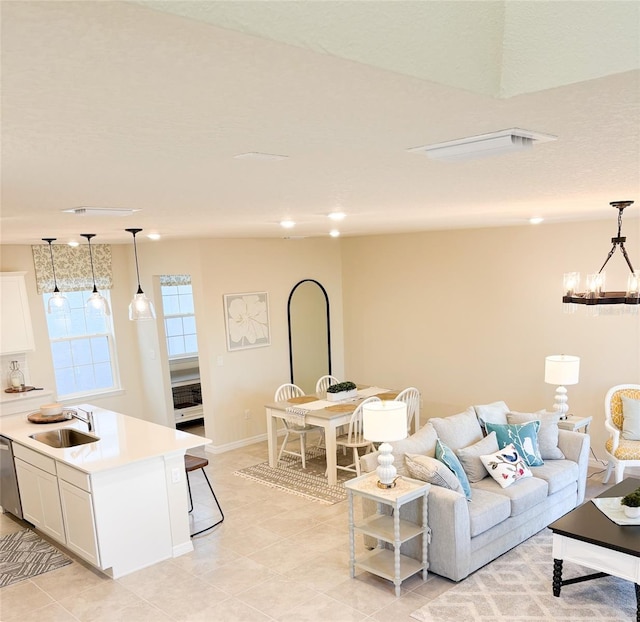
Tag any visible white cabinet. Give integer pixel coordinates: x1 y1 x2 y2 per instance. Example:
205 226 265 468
57 462 100 566
14 443 101 566
0 273 35 355
14 450 66 544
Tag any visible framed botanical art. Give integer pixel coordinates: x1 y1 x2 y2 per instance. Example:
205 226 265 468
223 291 270 351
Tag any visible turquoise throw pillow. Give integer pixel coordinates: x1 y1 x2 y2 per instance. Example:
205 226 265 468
485 421 543 467
435 439 472 500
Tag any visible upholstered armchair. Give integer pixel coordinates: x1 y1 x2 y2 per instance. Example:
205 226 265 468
604 384 640 484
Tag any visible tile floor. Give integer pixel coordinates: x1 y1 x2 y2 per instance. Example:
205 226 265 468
0 425 616 622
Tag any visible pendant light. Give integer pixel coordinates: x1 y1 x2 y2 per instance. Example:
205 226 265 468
42 238 70 316
81 233 111 316
126 228 156 321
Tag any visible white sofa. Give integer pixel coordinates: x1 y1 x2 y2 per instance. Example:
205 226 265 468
359 402 590 582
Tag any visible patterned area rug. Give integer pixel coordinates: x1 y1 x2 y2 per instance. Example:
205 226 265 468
233 448 356 504
411 528 634 621
0 529 72 588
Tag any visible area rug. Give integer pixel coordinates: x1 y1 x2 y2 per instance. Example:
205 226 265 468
0 529 72 588
233 448 356 504
411 528 634 621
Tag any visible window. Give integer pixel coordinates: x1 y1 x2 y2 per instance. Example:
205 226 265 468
43 290 118 398
161 284 198 358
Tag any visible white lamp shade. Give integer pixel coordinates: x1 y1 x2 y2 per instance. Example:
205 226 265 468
544 355 580 386
363 401 408 442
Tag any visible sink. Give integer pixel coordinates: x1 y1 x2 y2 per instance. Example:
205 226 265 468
30 428 99 448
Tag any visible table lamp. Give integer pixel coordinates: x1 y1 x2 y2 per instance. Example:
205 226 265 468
544 355 580 419
363 400 408 489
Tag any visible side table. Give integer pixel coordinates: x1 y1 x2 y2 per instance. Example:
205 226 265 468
345 472 430 596
558 415 592 434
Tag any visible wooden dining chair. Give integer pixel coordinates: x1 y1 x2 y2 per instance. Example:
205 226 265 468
315 375 340 394
396 387 420 434
335 396 381 476
275 383 324 469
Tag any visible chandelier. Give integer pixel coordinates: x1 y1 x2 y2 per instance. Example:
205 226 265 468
563 200 639 313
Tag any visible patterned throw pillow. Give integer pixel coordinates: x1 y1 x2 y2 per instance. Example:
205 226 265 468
480 444 532 489
507 411 565 460
435 439 472 500
404 454 464 495
485 421 544 467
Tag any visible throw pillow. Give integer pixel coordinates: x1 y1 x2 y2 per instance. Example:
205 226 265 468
485 421 544 467
474 401 510 431
430 407 483 451
435 439 472 500
386 422 439 476
405 453 464 495
507 411 565 460
480 443 532 489
455 432 499 483
622 395 640 441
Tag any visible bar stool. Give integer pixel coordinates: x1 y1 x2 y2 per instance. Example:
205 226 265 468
184 454 224 537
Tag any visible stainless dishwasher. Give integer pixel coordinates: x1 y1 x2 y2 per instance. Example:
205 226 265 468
0 435 23 519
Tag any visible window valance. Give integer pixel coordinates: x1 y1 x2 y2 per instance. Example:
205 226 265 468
159 274 191 286
32 243 113 294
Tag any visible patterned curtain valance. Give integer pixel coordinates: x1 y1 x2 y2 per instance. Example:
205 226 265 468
160 274 191 286
32 243 113 294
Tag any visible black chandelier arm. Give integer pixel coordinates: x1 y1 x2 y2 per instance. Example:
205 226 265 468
597 242 620 274
619 242 636 274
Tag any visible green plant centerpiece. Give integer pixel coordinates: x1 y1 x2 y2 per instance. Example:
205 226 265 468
326 381 358 402
621 487 640 518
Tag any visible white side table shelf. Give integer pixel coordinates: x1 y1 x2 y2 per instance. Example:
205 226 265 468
345 473 430 596
558 415 592 433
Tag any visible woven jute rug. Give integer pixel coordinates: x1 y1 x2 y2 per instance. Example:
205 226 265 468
233 448 357 504
411 528 634 621
0 529 72 588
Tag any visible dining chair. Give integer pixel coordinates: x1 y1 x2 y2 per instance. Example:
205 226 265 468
315 375 340 394
275 383 324 469
396 387 420 434
335 396 381 477
603 383 640 484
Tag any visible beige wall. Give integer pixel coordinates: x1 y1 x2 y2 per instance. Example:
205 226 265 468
341 219 640 465
2 218 638 463
1 237 345 450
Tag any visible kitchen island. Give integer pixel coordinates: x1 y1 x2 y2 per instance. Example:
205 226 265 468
0 403 211 578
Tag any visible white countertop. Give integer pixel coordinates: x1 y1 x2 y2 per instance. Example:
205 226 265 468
0 403 210 474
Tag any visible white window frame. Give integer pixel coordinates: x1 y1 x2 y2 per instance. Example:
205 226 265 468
43 291 121 400
161 284 198 360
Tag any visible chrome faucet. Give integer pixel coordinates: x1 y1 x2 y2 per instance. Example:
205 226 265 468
72 407 94 432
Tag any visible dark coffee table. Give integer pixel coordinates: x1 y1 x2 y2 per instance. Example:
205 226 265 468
549 477 640 621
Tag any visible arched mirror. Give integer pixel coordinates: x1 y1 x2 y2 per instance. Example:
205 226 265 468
288 279 331 393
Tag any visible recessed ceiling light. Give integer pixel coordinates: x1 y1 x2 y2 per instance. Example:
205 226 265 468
62 207 140 216
234 152 289 161
407 128 557 162
67 240 79 247
329 230 341 238
328 211 346 221
147 233 161 240
280 220 295 229
529 217 544 225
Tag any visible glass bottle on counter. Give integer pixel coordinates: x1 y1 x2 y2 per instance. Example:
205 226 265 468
8 360 25 390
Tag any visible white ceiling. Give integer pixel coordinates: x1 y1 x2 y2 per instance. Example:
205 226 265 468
1 0 639 245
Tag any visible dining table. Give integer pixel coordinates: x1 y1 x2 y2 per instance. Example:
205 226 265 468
265 385 414 486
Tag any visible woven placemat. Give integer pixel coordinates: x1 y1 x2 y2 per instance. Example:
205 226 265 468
325 403 355 412
288 395 317 404
378 392 399 400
